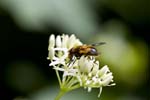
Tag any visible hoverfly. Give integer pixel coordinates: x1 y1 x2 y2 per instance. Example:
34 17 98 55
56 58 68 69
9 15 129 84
68 42 106 64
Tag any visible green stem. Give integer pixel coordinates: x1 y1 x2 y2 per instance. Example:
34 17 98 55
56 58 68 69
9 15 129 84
69 84 80 91
55 89 67 100
55 70 61 86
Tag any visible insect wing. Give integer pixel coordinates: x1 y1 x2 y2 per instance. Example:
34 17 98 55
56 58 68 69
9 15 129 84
91 42 106 46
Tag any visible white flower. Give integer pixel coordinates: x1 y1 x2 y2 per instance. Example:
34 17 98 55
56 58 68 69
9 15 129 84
76 57 115 97
47 34 115 98
78 56 93 73
48 34 82 66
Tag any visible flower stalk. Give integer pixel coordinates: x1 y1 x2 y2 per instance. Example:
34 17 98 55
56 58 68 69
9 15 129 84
55 89 67 100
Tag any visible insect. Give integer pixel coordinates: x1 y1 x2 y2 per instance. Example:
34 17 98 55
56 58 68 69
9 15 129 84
68 42 106 61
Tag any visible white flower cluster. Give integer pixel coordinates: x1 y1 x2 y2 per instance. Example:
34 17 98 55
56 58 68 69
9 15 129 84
48 34 82 66
48 34 115 97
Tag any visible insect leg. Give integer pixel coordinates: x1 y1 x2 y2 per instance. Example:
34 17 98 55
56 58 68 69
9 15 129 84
67 56 76 67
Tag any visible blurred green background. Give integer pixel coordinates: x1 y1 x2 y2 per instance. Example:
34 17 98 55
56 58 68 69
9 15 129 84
0 0 149 100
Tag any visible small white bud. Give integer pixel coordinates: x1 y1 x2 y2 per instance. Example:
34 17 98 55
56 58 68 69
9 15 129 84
48 34 55 50
101 76 113 86
98 65 109 77
48 48 55 60
56 35 61 47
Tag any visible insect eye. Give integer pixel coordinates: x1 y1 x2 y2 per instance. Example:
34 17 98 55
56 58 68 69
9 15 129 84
90 48 97 55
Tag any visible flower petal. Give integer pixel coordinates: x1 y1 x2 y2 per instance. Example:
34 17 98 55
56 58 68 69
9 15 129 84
48 47 55 60
48 34 55 50
56 35 61 47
